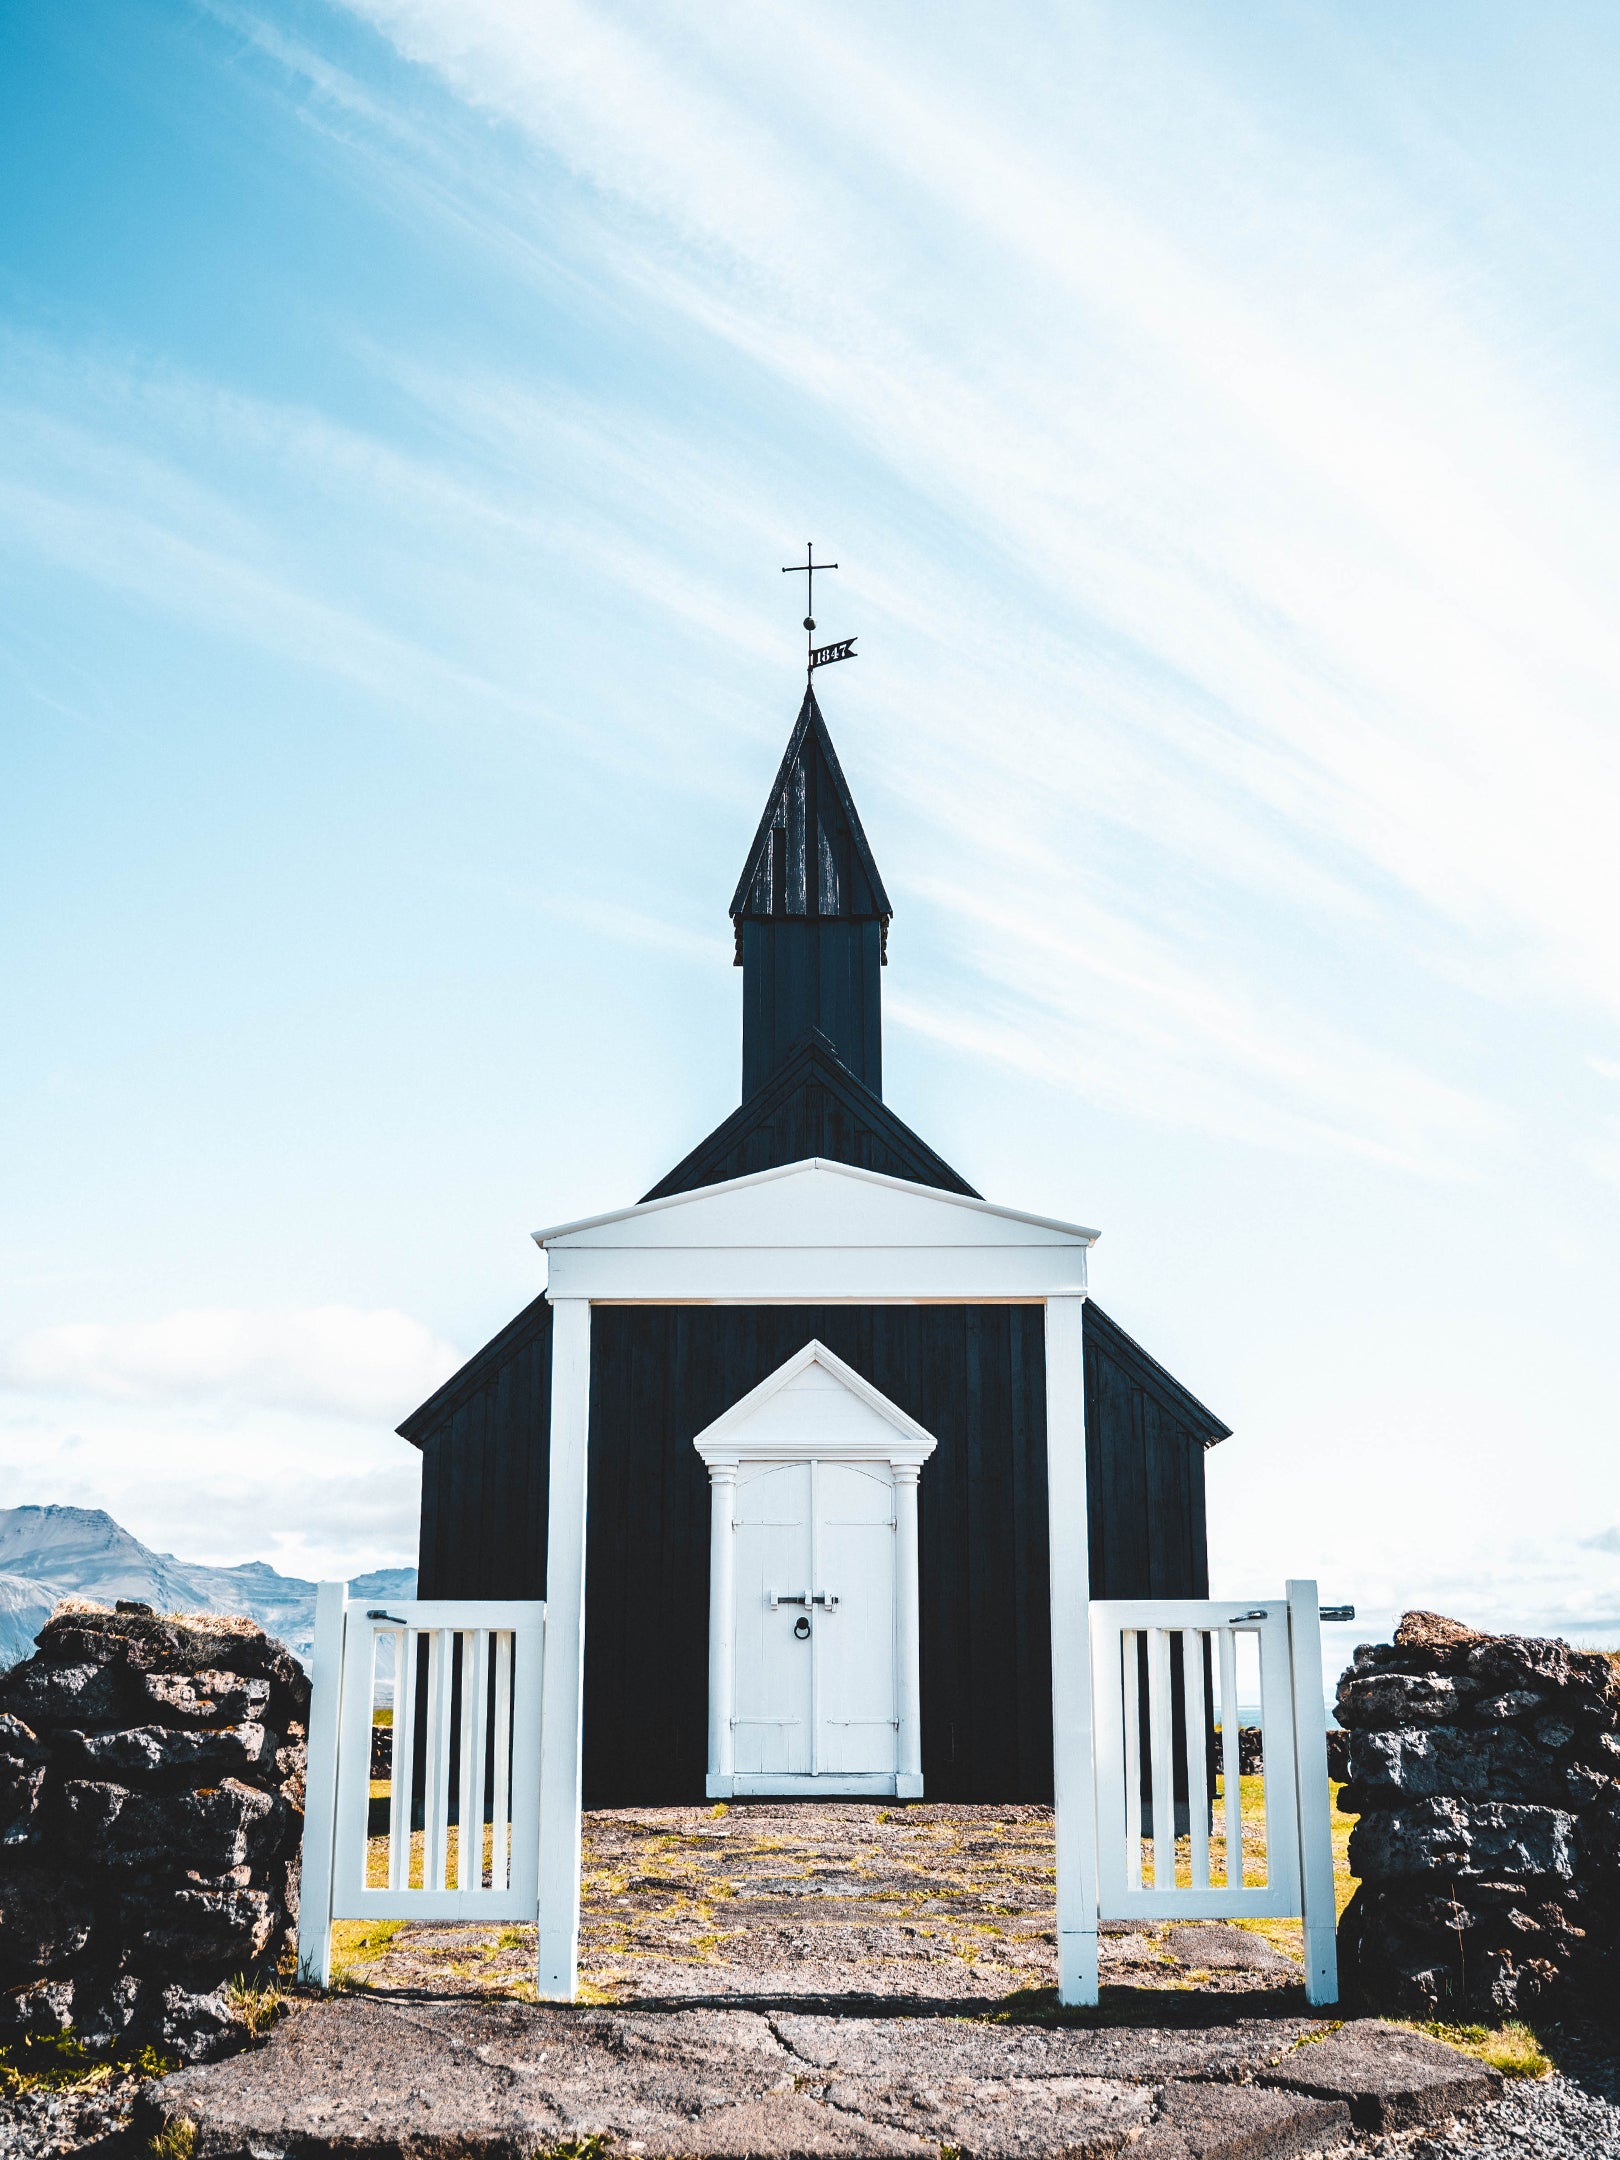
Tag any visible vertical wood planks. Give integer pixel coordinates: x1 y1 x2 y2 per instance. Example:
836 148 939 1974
1044 1293 1098 2007
423 1629 451 1891
458 1631 489 1892
388 1627 416 1893
1181 1630 1210 1890
295 1582 348 1987
1122 1631 1142 1891
1148 1628 1174 1887
1219 1627 1242 1887
536 1297 592 2000
1287 1580 1340 2005
491 1630 513 1891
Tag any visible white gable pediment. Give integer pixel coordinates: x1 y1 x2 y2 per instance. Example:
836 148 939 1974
536 1159 1096 1305
693 1340 938 1468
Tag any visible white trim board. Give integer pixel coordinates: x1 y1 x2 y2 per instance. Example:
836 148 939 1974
536 1156 1100 1248
536 1159 1097 1305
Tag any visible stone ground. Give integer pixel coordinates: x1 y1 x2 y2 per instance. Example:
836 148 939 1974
7 1803 1618 2156
336 1801 1314 2007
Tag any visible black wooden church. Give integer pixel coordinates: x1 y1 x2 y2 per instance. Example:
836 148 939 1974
401 686 1229 1805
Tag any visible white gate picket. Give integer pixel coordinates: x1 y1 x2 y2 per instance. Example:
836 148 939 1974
298 1592 544 1985
1090 1580 1337 2005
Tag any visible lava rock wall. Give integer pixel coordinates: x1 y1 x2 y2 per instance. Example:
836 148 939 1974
1338 1610 1620 2018
0 1598 307 2060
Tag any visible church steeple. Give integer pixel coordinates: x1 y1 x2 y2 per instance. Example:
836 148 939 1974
731 686 891 1100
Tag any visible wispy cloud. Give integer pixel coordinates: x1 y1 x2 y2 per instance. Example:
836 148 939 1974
306 0 1620 1084
0 1307 462 1424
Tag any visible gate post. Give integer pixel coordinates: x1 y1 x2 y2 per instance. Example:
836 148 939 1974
1045 1294 1099 2006
1286 1579 1339 2006
296 1581 349 1989
536 1296 592 1999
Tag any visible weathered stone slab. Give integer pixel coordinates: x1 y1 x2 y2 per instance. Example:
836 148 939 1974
1348 1794 1578 1883
1260 2018 1503 2130
1131 2080 1352 2158
1348 1725 1577 1808
144 1997 911 2158
142 1997 1337 2160
139 1670 272 1727
1164 1925 1300 1974
63 1720 277 1784
1335 1672 1479 1729
59 1775 289 1875
768 2009 1315 2083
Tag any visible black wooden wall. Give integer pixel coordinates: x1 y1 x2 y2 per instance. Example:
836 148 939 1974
409 1296 1222 1807
739 920 883 1099
408 1296 553 1599
1083 1304 1218 1600
582 1304 1052 1805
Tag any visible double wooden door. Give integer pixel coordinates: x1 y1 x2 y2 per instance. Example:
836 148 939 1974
730 1457 898 1790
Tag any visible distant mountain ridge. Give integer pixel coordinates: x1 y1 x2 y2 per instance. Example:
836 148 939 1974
0 1505 415 1667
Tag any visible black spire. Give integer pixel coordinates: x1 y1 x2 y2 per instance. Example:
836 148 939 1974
731 686 891 1098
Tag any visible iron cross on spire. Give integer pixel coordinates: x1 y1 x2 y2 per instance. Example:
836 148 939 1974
781 542 857 676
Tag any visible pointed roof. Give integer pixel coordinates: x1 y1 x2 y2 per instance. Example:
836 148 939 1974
731 686 891 924
641 1028 977 1202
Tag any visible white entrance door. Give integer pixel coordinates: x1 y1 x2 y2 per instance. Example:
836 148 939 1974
732 1457 897 1790
693 1339 936 1800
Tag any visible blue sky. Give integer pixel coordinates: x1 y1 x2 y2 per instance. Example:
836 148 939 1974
2 1 1618 1667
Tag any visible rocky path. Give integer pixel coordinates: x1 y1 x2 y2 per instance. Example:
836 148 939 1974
331 1800 1307 2005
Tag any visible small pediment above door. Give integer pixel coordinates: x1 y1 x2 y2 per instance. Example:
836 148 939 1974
692 1340 938 1469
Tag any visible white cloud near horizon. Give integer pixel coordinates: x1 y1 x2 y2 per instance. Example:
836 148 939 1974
0 1306 464 1424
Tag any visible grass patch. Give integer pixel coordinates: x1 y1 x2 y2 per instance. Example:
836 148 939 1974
1410 2020 1551 2079
329 1915 406 1980
0 2032 179 2096
149 2118 198 2160
223 1975 286 2038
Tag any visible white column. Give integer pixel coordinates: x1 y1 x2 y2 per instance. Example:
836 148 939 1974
1045 1293 1099 2006
706 1460 738 1797
893 1463 924 1798
536 1296 591 2000
1286 1578 1340 2006
295 1581 348 1988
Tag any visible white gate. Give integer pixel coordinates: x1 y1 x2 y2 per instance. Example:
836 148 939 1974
1090 1579 1339 2004
297 1586 545 1985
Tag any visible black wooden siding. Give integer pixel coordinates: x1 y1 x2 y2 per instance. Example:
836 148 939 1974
409 1296 553 1601
644 1030 975 1202
582 1304 1053 1806
1083 1304 1224 1599
740 919 883 1097
409 1296 1220 1806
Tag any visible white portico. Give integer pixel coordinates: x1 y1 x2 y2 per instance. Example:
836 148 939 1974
530 1156 1101 2004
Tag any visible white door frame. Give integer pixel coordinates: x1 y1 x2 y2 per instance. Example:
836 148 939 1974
692 1339 937 1800
530 1157 1100 2003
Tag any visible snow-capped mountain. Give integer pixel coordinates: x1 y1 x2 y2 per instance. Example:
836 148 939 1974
0 1505 415 1667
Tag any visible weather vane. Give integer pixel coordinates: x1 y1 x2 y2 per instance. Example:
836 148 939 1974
781 542 857 677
